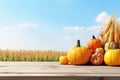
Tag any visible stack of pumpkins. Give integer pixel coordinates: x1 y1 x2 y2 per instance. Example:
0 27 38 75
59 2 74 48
59 16 120 66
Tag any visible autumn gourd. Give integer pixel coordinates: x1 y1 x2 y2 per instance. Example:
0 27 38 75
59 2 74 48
104 42 117 51
59 56 69 64
87 35 103 53
90 47 104 65
104 49 120 66
67 40 91 65
95 47 104 54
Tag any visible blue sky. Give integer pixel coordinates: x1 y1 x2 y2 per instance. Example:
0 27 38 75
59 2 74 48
0 0 120 51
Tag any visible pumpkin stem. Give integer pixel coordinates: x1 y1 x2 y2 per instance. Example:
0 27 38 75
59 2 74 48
76 40 80 47
92 35 96 39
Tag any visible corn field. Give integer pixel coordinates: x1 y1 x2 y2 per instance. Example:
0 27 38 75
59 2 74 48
0 49 66 61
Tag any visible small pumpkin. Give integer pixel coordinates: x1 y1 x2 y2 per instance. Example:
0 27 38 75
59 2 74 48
87 35 103 52
104 49 120 66
59 56 69 64
104 42 117 51
95 47 104 54
90 48 104 65
67 40 91 65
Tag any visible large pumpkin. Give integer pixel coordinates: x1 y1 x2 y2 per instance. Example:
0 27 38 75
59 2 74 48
67 40 91 65
104 49 120 66
87 35 103 52
104 42 117 51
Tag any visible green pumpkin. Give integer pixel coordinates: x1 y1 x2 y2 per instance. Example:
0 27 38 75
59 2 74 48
105 42 117 51
95 47 104 54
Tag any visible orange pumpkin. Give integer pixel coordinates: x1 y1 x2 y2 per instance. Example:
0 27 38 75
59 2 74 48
59 56 69 64
87 35 103 52
104 49 120 66
67 40 91 65
90 48 104 65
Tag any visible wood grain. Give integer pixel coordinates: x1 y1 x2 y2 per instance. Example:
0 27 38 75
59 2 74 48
0 62 119 80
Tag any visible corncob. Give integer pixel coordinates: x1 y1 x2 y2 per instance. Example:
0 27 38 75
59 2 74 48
114 19 119 44
117 22 120 40
103 27 110 43
103 16 112 33
108 22 114 42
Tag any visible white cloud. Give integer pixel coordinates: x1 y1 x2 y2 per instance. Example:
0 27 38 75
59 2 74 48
17 23 38 28
0 23 39 38
0 26 22 37
64 26 85 31
64 25 102 32
96 11 110 23
0 23 39 50
86 25 102 31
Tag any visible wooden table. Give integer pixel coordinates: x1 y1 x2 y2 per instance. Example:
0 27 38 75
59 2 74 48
0 62 119 80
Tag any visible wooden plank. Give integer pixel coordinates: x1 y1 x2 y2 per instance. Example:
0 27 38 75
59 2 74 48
0 77 115 80
0 77 120 80
0 62 119 77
